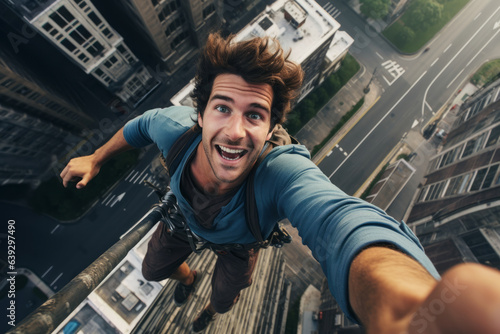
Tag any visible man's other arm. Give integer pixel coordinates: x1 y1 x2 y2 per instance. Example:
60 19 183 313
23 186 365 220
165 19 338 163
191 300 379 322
60 127 133 188
349 246 500 334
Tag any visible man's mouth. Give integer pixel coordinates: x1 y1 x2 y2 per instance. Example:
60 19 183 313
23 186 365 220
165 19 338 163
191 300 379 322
216 145 248 161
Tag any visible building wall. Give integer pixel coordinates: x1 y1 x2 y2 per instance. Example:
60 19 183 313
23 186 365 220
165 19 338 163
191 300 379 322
119 0 221 74
9 0 156 105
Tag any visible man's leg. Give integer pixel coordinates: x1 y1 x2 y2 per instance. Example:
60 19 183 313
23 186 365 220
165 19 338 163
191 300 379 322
192 248 259 332
141 222 199 306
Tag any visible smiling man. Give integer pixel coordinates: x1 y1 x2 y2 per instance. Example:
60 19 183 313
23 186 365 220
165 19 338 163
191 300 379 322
61 33 500 333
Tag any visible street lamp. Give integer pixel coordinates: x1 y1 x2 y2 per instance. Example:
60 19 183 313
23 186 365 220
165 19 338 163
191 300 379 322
364 66 378 94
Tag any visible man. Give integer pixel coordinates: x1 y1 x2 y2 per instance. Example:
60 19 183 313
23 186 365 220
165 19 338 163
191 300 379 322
61 33 500 333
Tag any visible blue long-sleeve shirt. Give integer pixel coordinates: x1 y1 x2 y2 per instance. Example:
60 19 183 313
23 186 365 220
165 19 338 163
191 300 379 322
123 106 439 321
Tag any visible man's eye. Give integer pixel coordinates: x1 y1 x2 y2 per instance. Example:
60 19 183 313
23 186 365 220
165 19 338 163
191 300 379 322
248 113 262 120
215 105 229 113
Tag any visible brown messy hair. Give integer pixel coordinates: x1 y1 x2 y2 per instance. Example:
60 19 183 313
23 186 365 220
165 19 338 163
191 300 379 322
191 32 304 129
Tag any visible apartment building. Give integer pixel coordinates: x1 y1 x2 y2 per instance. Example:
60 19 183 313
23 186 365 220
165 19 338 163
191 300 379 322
115 0 222 75
0 54 91 186
407 79 500 272
6 0 159 106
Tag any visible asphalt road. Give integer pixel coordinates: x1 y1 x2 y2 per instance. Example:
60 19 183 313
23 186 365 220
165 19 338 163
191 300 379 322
317 0 500 195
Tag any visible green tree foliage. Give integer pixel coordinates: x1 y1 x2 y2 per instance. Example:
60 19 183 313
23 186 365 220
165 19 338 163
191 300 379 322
360 0 391 19
406 0 444 31
396 26 416 44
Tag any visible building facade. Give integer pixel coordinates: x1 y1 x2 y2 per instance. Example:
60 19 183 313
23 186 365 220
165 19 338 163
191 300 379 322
0 54 91 186
7 0 159 106
115 0 222 75
407 78 500 272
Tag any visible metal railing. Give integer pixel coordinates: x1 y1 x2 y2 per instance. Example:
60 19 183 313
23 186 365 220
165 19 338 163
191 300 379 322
8 203 167 334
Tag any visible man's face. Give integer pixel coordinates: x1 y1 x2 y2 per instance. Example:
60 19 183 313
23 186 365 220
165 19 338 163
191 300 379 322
196 73 274 192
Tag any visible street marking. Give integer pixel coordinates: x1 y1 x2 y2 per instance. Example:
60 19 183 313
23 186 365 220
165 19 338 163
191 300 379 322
425 100 433 112
474 12 482 21
315 97 380 166
101 193 113 204
375 52 384 60
466 27 500 67
494 20 500 30
147 190 155 198
430 58 439 67
51 272 63 286
443 44 452 53
412 120 419 128
131 166 149 184
422 5 500 119
104 195 115 206
447 68 465 88
326 150 333 157
381 60 405 86
329 71 427 178
109 192 126 208
125 170 137 182
42 266 53 278
51 225 60 234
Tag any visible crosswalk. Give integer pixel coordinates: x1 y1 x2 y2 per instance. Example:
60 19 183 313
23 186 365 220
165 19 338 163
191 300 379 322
100 166 163 207
323 2 341 19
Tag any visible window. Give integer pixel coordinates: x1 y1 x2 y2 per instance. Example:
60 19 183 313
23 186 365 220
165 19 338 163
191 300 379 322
88 12 102 26
87 41 104 57
95 68 104 76
42 22 53 32
61 38 76 52
151 0 159 6
50 12 67 28
104 56 117 68
470 168 487 191
170 31 189 49
165 15 186 37
102 28 113 38
203 4 215 19
78 53 89 63
482 164 499 189
486 125 500 147
158 0 181 22
70 25 91 45
462 132 487 158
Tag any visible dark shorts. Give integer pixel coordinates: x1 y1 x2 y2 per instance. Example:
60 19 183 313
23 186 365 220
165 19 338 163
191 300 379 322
142 222 259 313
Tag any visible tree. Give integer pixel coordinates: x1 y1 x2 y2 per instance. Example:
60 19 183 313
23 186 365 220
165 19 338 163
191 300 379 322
405 0 444 31
396 26 415 45
360 0 391 20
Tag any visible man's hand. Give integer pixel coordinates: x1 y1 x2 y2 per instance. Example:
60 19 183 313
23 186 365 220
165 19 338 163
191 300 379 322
408 263 500 334
60 154 100 189
349 246 500 334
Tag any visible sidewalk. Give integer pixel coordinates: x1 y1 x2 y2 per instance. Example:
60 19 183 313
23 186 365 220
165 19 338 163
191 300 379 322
294 63 380 161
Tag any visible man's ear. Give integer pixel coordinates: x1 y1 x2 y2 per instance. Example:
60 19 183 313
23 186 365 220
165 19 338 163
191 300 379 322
197 112 203 128
266 124 276 141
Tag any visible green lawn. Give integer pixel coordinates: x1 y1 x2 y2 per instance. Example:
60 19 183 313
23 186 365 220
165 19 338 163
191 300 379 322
471 59 500 87
383 0 470 53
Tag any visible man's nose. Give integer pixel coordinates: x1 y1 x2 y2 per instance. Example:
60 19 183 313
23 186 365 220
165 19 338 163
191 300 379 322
226 115 245 141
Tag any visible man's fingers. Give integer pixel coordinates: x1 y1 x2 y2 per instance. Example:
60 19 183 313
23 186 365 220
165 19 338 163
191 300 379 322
76 175 90 189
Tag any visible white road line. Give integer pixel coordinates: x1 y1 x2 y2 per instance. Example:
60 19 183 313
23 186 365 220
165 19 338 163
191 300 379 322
333 10 341 18
425 100 433 112
466 28 500 67
125 170 136 182
126 171 138 182
329 70 427 179
447 68 465 89
474 12 482 21
51 225 60 234
51 272 63 286
443 44 452 53
343 152 348 157
131 166 149 184
375 52 384 60
41 266 53 278
104 195 115 206
101 193 113 204
422 5 500 118
326 150 333 157
430 58 439 67
147 190 155 198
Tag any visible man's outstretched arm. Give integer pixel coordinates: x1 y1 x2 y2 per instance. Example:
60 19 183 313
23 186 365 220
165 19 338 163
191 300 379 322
349 246 500 334
60 127 133 188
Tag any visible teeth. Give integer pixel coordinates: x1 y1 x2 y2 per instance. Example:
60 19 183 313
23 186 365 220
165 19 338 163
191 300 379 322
219 145 244 154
